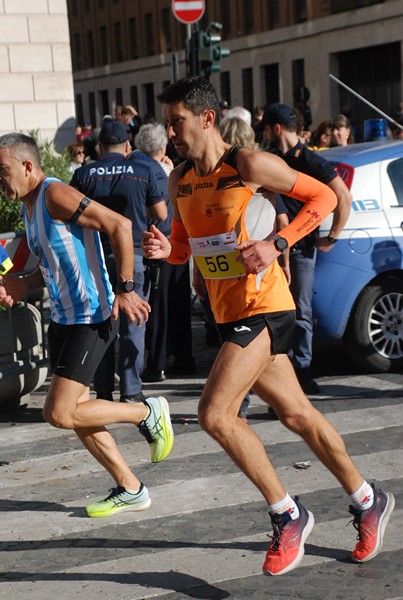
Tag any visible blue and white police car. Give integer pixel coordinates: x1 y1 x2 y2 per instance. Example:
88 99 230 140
314 140 403 372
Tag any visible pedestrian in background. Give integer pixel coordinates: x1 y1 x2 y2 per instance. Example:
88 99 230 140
71 119 168 402
67 143 85 173
121 105 143 149
262 103 353 395
309 120 332 150
331 114 354 146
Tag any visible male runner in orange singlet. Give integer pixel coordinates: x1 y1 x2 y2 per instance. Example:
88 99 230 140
142 77 395 576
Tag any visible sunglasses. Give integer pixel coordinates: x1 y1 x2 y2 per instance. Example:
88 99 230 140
74 151 85 155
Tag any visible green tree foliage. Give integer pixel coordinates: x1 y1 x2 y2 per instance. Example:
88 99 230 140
0 130 71 234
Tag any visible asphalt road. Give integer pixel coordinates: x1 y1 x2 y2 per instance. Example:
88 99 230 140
1 309 402 600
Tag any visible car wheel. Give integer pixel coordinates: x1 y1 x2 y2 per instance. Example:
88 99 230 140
345 276 403 373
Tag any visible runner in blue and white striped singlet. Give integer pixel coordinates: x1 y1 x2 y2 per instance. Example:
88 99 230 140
22 177 114 325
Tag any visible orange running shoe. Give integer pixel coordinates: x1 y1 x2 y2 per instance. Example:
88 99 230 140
263 498 314 576
349 483 395 563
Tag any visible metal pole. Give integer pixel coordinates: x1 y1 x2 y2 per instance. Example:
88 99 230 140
329 73 403 131
185 24 194 78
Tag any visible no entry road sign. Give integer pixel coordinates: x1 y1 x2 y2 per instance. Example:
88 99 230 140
171 0 205 24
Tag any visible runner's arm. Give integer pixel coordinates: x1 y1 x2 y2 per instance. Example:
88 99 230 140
142 163 191 263
235 150 337 273
45 181 150 325
0 267 44 308
316 175 352 252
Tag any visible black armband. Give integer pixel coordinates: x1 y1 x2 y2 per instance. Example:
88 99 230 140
70 197 91 223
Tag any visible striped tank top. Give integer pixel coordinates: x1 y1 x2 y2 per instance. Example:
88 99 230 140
23 177 114 325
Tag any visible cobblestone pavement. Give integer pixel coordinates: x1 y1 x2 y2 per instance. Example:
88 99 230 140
0 306 402 600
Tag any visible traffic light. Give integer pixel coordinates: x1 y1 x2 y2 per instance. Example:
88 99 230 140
198 24 230 79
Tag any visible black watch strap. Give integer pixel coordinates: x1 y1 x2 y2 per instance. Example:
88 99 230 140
116 279 135 293
273 234 288 254
70 197 91 223
327 235 338 244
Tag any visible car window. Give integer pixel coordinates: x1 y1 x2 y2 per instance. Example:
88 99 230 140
387 158 403 206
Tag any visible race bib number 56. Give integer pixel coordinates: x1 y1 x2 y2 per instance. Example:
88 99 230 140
189 231 246 280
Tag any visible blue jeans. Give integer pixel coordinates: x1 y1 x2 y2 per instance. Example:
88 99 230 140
288 247 316 369
93 253 149 396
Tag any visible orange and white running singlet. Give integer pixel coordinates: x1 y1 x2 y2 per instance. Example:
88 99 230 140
176 147 295 324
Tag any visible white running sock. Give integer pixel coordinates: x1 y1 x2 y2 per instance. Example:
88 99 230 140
270 493 300 520
350 481 374 511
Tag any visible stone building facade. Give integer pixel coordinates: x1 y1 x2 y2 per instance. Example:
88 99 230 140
0 0 75 149
67 0 403 140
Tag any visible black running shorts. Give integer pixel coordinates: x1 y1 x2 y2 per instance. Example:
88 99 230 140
48 317 119 386
216 310 296 353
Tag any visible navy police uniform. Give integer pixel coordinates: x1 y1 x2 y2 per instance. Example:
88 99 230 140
278 140 337 373
71 149 167 400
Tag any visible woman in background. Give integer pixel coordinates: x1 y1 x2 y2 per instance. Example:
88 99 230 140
67 143 85 173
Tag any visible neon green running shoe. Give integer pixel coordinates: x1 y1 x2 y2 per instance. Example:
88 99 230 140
85 483 151 518
138 396 174 462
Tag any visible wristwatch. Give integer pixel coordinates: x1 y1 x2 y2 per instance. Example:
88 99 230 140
273 234 288 255
116 279 135 293
327 236 338 244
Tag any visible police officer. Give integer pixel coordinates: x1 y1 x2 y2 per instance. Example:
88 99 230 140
71 119 168 402
261 103 352 395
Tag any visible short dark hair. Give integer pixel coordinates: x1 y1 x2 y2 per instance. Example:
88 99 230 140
261 103 298 132
0 133 41 167
157 77 220 126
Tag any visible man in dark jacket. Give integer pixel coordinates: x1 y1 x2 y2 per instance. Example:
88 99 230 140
71 119 168 402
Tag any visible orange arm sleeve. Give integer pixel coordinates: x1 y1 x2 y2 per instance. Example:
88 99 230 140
279 172 337 248
166 219 192 264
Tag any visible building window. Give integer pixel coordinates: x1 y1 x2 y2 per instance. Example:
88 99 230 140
292 58 305 101
115 87 123 107
337 42 400 140
99 90 110 118
243 0 254 35
129 17 138 59
73 33 83 70
161 8 172 53
242 68 253 113
143 83 155 120
292 0 307 24
114 22 124 63
267 0 280 29
84 0 91 12
262 63 280 106
130 86 139 110
98 0 105 7
144 13 155 56
88 92 96 128
86 30 95 68
75 94 84 126
219 0 231 37
71 0 78 17
99 26 108 65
